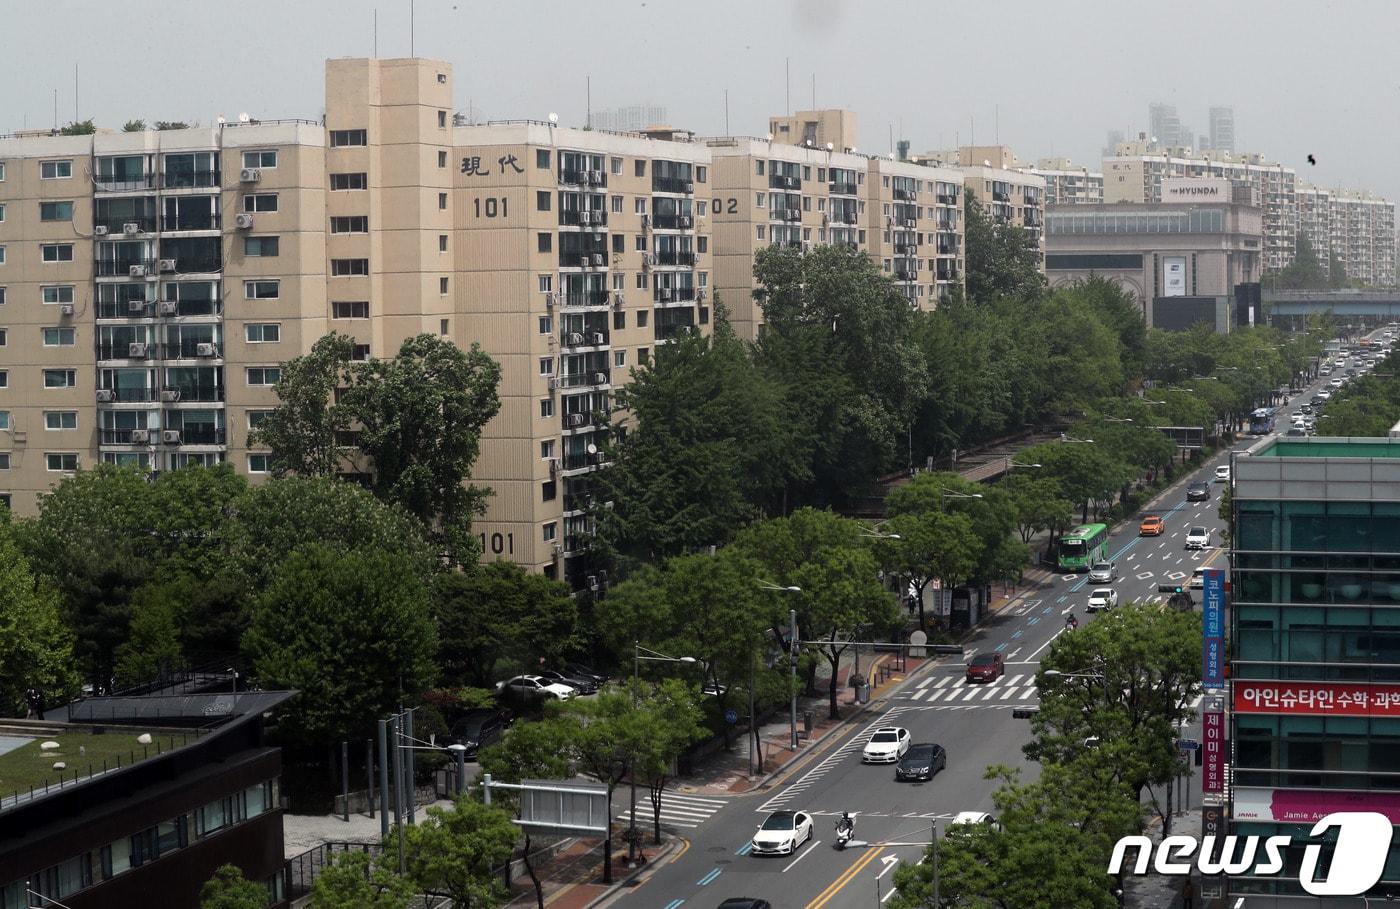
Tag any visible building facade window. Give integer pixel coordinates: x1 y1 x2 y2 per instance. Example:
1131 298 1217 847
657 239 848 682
42 327 75 346
41 244 74 263
332 301 369 319
245 323 280 343
329 216 368 234
246 367 280 386
243 236 279 257
330 172 367 190
43 369 76 388
44 411 77 430
40 201 74 222
330 259 369 276
244 280 279 299
45 453 78 472
242 150 277 169
40 160 73 179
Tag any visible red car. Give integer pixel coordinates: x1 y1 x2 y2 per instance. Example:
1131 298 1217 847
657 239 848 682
966 652 1005 683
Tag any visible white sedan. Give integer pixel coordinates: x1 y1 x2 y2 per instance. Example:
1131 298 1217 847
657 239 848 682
751 810 814 855
862 726 911 763
1086 588 1119 612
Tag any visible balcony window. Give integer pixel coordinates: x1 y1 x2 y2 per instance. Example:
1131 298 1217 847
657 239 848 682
96 155 148 188
163 367 223 402
329 129 367 148
40 201 74 222
161 237 222 273
164 152 218 188
242 150 277 169
163 195 219 231
96 196 157 233
244 236 279 257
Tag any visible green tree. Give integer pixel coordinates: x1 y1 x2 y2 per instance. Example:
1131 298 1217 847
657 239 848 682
343 334 502 566
200 864 268 909
889 762 1138 909
154 120 189 130
733 509 900 718
242 544 437 745
752 244 929 507
1029 604 1201 806
594 311 796 564
1001 474 1074 544
886 472 1020 585
1017 442 1130 524
477 717 575 909
112 582 187 688
250 333 356 478
310 851 413 909
1275 233 1327 289
0 528 79 714
1329 253 1349 289
227 476 437 593
432 561 577 687
390 795 519 909
963 189 1045 303
58 119 96 135
631 678 706 844
874 510 979 629
122 119 147 132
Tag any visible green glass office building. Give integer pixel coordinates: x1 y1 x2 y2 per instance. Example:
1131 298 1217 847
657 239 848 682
1230 436 1400 900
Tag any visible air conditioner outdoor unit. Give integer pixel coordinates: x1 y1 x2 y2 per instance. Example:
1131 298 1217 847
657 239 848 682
566 413 586 427
592 372 608 384
587 170 601 184
128 300 147 314
679 215 692 228
552 543 564 556
567 332 585 346
96 389 116 403
196 343 216 357
162 430 182 445
158 259 177 272
158 301 179 316
684 182 694 194
641 214 650 230
128 342 148 358
697 289 707 302
548 457 560 474
240 168 261 182
59 304 74 316
645 252 657 267
94 225 110 236
583 211 596 226
612 292 624 307
590 332 605 345
789 210 802 221
904 219 916 228
591 253 604 266
234 213 254 229
129 265 148 277
161 389 181 402
548 377 562 390
123 222 140 235
130 429 150 444
660 289 673 302
580 255 592 267
590 451 606 464
545 292 557 308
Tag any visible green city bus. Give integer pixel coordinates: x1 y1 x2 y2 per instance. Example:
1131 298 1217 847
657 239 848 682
1059 523 1110 572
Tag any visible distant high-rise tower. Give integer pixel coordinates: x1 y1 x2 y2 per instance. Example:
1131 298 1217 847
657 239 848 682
587 104 668 132
1103 129 1125 159
1148 102 1181 147
1209 106 1235 154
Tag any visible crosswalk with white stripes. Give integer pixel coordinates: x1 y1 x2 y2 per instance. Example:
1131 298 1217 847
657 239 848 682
897 673 1040 705
613 791 728 829
895 673 1206 712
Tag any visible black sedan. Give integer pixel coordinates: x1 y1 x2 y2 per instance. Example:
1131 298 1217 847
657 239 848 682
895 743 947 781
537 669 598 695
446 708 512 758
1186 481 1211 502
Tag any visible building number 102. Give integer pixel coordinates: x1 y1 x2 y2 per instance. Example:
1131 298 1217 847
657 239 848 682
473 197 508 218
480 531 514 555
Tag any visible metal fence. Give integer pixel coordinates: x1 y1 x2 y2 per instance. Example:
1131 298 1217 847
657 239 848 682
284 841 383 902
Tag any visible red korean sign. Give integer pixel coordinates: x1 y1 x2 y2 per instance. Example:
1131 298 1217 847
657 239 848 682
1202 710 1225 794
1234 680 1400 716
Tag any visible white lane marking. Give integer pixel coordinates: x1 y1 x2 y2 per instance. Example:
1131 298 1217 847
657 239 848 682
1025 629 1064 662
999 685 1018 700
1019 687 1036 700
934 676 955 689
781 839 822 873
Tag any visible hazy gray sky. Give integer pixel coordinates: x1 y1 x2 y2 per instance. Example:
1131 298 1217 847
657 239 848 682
5 0 1396 199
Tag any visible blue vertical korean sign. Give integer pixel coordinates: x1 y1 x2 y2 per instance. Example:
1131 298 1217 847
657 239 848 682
1202 567 1225 688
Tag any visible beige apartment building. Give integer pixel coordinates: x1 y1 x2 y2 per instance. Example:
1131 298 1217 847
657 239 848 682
0 56 719 586
767 110 859 155
1029 158 1104 205
913 146 1046 266
706 135 965 339
1329 189 1397 287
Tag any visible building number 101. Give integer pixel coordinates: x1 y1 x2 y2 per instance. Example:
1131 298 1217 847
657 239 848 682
473 197 508 218
480 531 514 555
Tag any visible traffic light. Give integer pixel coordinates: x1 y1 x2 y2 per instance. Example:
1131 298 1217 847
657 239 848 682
1157 584 1185 595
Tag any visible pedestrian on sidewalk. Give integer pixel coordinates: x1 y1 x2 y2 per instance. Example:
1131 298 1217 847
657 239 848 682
1181 877 1196 909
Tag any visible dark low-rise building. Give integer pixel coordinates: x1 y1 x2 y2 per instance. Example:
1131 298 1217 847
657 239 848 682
0 690 294 909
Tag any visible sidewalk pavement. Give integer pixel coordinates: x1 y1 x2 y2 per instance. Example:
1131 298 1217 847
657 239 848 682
1125 803 1202 909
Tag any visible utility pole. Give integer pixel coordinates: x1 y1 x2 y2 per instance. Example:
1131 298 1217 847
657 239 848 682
789 608 799 748
932 822 940 907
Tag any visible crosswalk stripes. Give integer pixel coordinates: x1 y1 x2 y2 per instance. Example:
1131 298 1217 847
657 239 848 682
613 791 728 829
901 673 1039 706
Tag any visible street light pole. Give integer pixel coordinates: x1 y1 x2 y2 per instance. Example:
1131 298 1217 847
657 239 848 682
629 644 699 865
790 607 799 749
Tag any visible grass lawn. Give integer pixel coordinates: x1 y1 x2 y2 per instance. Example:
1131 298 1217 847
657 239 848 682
0 729 196 797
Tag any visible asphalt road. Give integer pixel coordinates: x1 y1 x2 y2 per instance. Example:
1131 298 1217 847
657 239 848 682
610 358 1356 909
